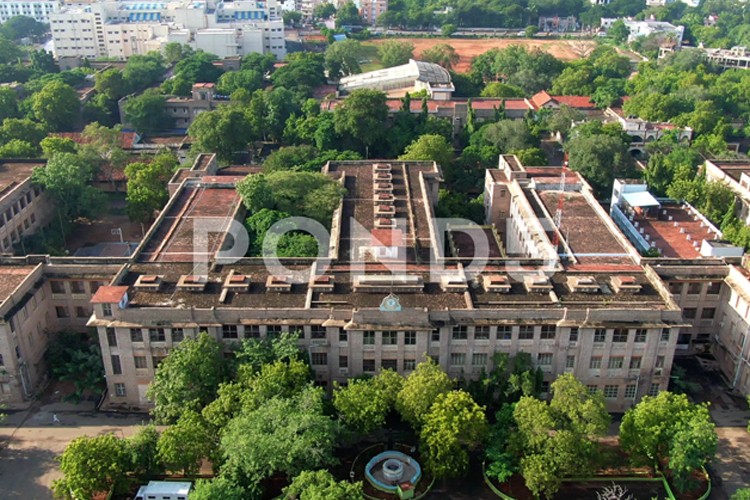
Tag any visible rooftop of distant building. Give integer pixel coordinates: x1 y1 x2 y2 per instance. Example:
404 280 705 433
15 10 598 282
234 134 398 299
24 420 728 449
0 160 44 198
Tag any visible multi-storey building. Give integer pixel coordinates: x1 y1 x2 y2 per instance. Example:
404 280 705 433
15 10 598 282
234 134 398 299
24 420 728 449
704 159 750 226
49 0 285 60
0 160 54 255
86 154 687 412
705 46 750 71
0 0 60 23
604 107 693 157
359 0 386 25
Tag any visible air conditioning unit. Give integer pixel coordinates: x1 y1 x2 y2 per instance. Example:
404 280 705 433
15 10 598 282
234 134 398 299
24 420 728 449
654 368 663 375
339 368 349 376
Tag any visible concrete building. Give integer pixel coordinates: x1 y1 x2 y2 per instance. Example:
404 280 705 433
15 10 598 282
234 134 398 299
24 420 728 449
85 153 688 412
623 19 685 46
705 46 750 71
49 0 285 60
604 106 693 157
120 82 225 130
704 159 750 226
0 0 60 23
339 60 454 100
359 0 386 26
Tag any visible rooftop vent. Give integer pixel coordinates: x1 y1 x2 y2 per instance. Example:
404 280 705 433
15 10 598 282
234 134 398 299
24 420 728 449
134 274 163 291
524 275 552 293
374 172 393 182
177 275 207 292
223 271 250 291
441 274 468 292
375 193 395 203
483 274 511 293
374 163 392 172
353 274 423 293
611 275 642 294
266 275 292 293
567 275 600 293
310 275 334 292
374 182 394 193
375 204 396 216
375 217 396 228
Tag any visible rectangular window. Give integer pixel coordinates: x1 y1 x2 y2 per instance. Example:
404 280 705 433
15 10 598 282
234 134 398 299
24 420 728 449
452 325 467 340
629 356 642 369
289 325 305 337
114 383 126 397
594 329 606 343
111 355 122 374
149 328 165 342
540 325 556 339
245 325 260 338
152 356 165 368
130 329 143 342
450 353 466 366
222 325 238 339
707 282 721 295
634 329 647 343
497 325 512 340
569 327 579 342
564 354 575 369
648 383 660 396
363 331 375 345
683 308 697 319
101 304 112 317
363 359 375 373
339 330 348 343
661 328 671 342
538 353 553 365
404 359 416 371
701 308 716 319
687 282 702 294
472 353 488 366
311 353 327 365
382 359 397 370
266 325 282 337
518 325 534 340
589 356 602 369
50 281 65 294
311 325 326 339
603 385 619 398
656 355 665 368
134 356 147 369
404 331 416 345
431 328 441 342
70 281 85 294
586 385 598 395
382 331 397 345
0 353 3 366
339 355 348 368
612 329 628 343
76 306 87 318
106 328 117 347
474 326 490 340
677 333 691 345
55 306 69 318
624 384 636 399
172 328 184 342
608 356 624 369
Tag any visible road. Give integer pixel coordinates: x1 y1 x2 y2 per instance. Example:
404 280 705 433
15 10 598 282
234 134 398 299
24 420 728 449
0 400 148 499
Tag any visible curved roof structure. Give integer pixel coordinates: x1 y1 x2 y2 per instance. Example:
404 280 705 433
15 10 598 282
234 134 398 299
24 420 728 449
339 59 454 94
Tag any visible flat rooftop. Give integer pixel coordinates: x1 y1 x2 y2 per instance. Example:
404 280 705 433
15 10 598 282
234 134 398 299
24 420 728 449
0 265 36 304
633 204 718 259
538 191 632 265
0 161 44 198
708 161 750 183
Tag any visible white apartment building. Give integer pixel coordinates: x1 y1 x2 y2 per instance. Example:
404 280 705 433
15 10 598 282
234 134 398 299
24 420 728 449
49 0 285 60
0 0 60 23
623 19 685 46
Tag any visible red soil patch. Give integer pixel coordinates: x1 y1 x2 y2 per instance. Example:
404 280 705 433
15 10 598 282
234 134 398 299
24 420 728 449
370 38 595 73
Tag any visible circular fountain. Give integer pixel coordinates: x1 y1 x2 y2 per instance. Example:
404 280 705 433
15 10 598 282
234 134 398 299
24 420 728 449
365 450 422 499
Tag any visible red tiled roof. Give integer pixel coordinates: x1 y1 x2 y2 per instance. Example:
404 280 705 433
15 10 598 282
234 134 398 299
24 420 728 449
52 132 138 150
552 95 596 109
530 90 554 109
326 98 532 113
371 228 404 247
91 285 128 303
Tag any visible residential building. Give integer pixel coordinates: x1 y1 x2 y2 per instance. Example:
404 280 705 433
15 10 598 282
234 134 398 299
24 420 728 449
622 19 685 46
538 16 578 33
120 82 226 130
49 0 285 60
87 155 687 412
360 0 386 25
0 0 60 23
604 106 693 157
339 59 455 100
704 159 750 226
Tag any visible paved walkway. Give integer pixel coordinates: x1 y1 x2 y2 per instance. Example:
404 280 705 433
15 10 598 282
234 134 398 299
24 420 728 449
0 401 148 499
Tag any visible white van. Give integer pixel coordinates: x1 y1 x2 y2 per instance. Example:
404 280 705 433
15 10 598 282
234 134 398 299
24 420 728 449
134 481 192 500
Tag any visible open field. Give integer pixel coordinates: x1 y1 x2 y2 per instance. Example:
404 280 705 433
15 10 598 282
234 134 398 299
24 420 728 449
365 38 596 73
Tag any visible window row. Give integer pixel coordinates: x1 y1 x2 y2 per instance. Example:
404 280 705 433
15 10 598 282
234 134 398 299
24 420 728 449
586 383 661 399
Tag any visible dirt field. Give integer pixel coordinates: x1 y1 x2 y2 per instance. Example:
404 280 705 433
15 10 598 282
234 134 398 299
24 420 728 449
368 38 595 73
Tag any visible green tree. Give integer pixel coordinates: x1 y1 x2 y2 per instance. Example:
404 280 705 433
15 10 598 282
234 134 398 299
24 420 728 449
482 120 535 153
701 181 735 224
270 53 326 95
190 478 245 500
146 332 228 424
123 89 171 134
95 68 129 101
0 16 48 41
283 10 303 26
732 488 750 500
44 333 105 403
0 118 47 145
480 82 525 97
164 43 194 66
512 147 547 166
220 387 338 490
216 69 263 95
335 1 362 27
31 152 105 220
31 80 79 131
0 34 23 64
421 390 488 479
157 410 215 475
0 139 36 158
399 134 454 167
125 152 179 223
421 43 460 71
396 358 453 429
0 86 18 121
53 434 130 500
609 19 630 44
188 105 253 162
127 425 164 480
333 370 403 434
378 40 415 67
325 39 363 79
620 392 717 492
313 2 336 19
40 136 77 158
566 132 631 196
513 374 610 498
644 153 673 197
333 89 389 152
283 470 364 499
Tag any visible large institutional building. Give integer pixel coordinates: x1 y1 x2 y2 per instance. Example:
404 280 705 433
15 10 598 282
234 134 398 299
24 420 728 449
48 0 285 60
1 152 750 410
0 0 60 23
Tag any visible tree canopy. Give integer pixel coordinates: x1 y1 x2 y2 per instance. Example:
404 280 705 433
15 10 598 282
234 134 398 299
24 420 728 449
395 358 453 428
125 152 179 223
378 40 415 67
399 134 454 168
